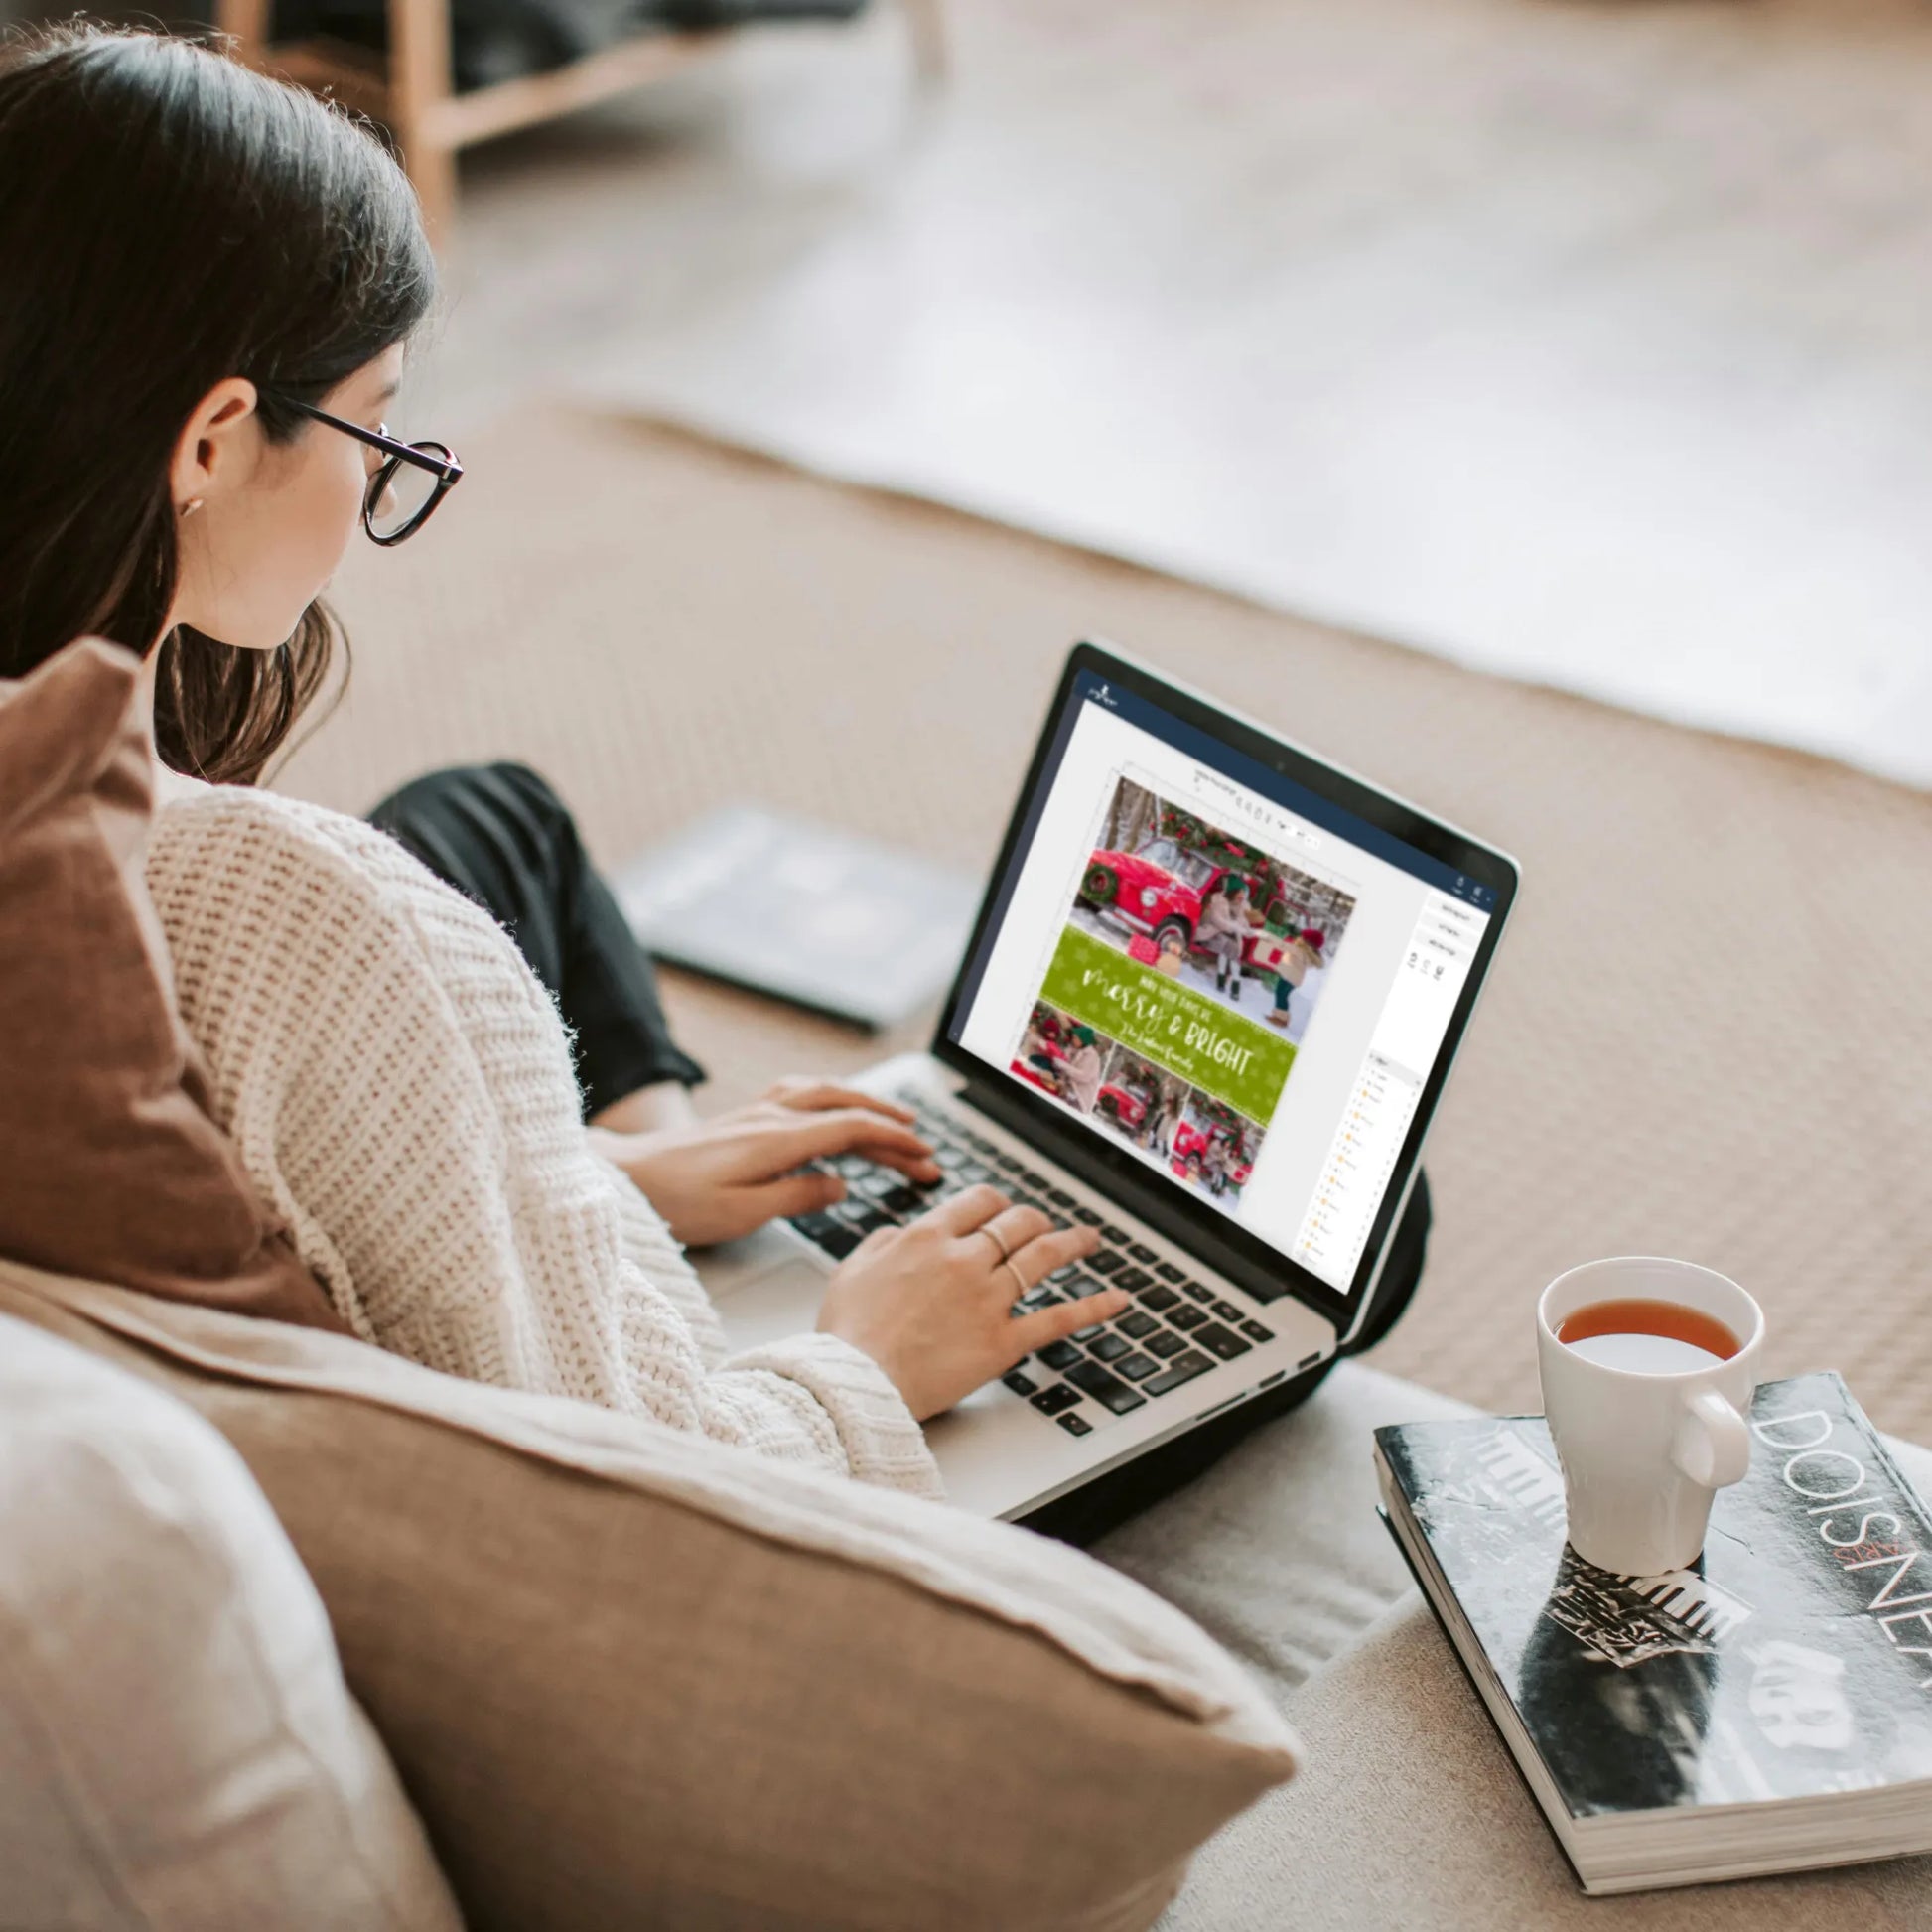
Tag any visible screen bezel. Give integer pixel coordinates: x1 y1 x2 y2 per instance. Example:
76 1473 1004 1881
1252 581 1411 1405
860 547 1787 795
930 639 1520 1332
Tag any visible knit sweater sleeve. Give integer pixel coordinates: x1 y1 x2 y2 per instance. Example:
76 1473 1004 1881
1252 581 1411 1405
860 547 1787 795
600 1154 944 1495
147 789 942 1499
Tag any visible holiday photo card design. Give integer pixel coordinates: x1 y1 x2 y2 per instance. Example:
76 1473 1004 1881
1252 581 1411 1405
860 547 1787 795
1067 774 1358 1044
1004 772 1360 1218
1012 1000 1265 1207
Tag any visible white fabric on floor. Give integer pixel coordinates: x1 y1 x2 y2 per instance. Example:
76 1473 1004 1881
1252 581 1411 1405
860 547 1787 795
557 0 1932 789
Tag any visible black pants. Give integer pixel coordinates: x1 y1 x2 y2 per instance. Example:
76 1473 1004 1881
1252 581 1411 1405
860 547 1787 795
369 762 1430 1541
368 762 704 1117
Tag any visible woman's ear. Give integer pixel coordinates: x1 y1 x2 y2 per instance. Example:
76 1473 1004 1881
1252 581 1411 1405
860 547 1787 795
168 377 259 513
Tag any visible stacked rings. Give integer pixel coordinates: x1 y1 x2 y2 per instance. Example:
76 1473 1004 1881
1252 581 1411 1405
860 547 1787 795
977 1220 1029 1296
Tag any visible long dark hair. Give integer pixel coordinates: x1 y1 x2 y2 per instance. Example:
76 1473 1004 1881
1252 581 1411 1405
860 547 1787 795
0 20 439 782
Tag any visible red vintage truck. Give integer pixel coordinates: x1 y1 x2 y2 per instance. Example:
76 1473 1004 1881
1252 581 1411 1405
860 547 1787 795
1095 1081 1151 1129
1170 1120 1254 1189
1010 1034 1069 1096
1080 836 1298 978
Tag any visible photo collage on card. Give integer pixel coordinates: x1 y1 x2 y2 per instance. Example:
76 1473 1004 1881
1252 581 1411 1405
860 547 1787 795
1010 774 1358 1219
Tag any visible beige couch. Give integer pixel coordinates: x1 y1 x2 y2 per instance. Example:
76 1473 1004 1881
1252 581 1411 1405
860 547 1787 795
5 1255 1928 1930
0 1258 1298 1932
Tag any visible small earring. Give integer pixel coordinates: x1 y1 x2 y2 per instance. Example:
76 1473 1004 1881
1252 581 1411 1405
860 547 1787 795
179 497 204 517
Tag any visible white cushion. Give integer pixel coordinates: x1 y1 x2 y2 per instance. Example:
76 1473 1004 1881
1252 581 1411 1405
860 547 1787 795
0 1315 461 1932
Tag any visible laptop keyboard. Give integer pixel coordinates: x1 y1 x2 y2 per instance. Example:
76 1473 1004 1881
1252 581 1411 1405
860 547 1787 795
786 1093 1280 1438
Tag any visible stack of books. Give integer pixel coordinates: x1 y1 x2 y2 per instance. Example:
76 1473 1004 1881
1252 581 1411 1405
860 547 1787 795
1375 1373 1932 1894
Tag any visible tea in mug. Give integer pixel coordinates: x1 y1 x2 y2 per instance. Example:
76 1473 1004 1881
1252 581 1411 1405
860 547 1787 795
1555 1296 1742 1374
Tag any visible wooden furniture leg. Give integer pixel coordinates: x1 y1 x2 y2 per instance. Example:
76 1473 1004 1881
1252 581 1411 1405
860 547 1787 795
210 4 922 255
902 0 947 89
213 0 272 65
387 0 458 249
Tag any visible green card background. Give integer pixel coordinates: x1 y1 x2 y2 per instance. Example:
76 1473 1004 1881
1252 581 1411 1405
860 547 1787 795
1038 924 1293 1122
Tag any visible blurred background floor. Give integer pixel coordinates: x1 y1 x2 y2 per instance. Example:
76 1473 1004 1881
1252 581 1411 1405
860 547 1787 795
404 0 1932 787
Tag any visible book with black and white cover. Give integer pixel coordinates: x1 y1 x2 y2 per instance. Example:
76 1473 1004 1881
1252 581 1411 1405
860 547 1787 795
613 805 978 1032
1374 1374 1932 1894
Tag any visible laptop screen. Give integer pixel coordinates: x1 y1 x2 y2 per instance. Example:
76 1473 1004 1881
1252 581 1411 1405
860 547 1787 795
943 659 1504 1307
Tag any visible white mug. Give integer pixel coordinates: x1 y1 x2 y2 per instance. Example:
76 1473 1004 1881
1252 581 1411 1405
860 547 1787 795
1536 1257 1764 1577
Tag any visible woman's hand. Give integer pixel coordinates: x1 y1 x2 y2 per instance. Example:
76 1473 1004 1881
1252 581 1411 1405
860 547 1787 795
816 1185 1131 1421
597 1078 941 1248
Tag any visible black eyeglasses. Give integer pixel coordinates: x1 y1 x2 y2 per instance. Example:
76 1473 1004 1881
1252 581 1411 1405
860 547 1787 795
273 395 464 546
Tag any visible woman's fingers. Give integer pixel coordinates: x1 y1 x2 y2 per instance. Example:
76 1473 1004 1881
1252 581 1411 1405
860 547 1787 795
972 1202 1056 1259
763 1078 917 1125
921 1183 1012 1236
814 1190 1128 1419
916 1192 1100 1282
739 1168 847 1226
753 1108 940 1179
1008 1287 1131 1357
985 1216 1099 1286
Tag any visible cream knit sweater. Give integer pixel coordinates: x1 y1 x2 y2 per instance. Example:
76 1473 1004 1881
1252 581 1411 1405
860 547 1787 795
145 784 943 1499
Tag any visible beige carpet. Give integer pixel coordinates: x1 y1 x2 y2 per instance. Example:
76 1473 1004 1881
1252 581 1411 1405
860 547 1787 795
280 404 1932 1446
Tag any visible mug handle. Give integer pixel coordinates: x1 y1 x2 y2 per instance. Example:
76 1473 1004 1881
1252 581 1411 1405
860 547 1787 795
1671 1387 1751 1490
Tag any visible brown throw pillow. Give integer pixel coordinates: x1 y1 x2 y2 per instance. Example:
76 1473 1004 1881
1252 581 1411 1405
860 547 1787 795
0 636 343 1331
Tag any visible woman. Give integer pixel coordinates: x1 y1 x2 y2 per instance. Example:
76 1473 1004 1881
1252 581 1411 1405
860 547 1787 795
1060 1028 1106 1115
1202 1135 1229 1198
1153 1087 1184 1160
0 22 1130 1499
1196 873 1253 1000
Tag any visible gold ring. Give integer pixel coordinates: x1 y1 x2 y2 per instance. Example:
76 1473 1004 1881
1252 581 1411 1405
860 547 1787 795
978 1222 1012 1262
1001 1257 1029 1299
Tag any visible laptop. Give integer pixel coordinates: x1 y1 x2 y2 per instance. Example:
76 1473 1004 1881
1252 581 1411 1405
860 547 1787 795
698 641 1520 1519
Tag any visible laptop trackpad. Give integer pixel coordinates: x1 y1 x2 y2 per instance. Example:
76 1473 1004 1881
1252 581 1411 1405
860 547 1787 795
699 1225 830 1355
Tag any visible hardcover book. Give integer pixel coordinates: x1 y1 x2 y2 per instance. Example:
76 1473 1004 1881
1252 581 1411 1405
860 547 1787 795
1375 1374 1932 1893
614 805 978 1032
